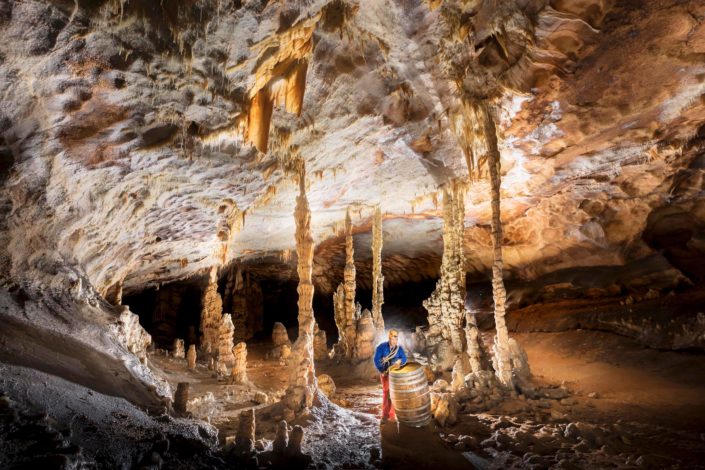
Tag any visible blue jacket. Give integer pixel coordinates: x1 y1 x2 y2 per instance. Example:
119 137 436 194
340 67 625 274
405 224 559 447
374 341 407 373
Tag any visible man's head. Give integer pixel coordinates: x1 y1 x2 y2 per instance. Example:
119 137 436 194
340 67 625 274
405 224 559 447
388 329 399 348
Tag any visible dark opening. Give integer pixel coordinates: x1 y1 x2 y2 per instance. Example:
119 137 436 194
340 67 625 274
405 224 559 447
123 280 203 349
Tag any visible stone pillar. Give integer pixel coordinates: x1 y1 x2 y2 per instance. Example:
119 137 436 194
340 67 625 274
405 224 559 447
371 206 385 331
174 382 189 413
283 165 317 415
218 314 236 367
423 181 470 361
354 309 375 360
199 266 222 357
231 342 248 384
483 104 514 387
187 344 197 369
342 209 357 359
235 409 255 453
173 339 185 359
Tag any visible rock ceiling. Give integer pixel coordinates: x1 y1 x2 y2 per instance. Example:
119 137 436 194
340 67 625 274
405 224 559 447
1 0 704 297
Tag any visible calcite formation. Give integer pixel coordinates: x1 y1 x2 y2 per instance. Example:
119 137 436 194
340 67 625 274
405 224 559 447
200 267 223 358
235 409 255 454
423 181 470 357
316 374 336 398
270 322 292 361
231 342 247 385
110 306 151 362
313 323 328 361
173 339 185 359
217 314 236 368
283 166 317 416
371 206 385 332
354 309 376 361
174 382 189 414
186 345 197 370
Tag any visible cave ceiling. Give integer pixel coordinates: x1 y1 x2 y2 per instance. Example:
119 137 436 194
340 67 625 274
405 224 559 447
1 0 704 296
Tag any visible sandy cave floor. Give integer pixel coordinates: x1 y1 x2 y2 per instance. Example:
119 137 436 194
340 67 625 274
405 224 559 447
146 328 705 469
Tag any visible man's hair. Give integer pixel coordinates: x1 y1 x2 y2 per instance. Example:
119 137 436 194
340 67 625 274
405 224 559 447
388 328 399 336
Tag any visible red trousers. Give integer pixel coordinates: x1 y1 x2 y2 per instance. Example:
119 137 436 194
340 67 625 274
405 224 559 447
380 373 395 419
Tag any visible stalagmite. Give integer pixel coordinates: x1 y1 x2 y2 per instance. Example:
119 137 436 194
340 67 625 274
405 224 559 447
313 323 328 361
235 409 255 453
187 344 197 369
173 339 185 359
200 266 222 358
371 206 385 331
283 164 317 416
174 382 189 414
332 284 347 356
423 181 477 370
355 309 375 360
316 374 336 397
231 342 247 384
270 322 292 360
217 314 236 367
273 420 288 454
342 209 357 358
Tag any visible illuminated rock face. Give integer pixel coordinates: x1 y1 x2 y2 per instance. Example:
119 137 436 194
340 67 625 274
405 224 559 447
1 0 703 302
1 0 705 421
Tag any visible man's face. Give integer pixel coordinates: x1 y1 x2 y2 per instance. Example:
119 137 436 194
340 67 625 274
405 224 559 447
388 331 398 347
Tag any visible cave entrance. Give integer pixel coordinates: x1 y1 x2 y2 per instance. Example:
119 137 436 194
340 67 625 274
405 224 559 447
123 280 203 350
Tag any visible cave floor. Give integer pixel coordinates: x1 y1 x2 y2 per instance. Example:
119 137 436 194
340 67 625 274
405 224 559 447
145 327 705 469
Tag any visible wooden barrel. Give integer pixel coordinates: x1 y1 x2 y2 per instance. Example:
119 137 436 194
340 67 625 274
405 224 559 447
389 362 431 427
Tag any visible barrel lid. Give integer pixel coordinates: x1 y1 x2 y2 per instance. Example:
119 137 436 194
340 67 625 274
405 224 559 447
389 362 422 375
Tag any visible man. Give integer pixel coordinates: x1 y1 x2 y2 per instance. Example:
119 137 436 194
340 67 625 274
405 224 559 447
373 329 407 424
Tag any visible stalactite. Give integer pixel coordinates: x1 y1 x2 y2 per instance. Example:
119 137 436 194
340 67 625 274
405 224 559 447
371 206 385 331
283 164 317 416
248 88 273 154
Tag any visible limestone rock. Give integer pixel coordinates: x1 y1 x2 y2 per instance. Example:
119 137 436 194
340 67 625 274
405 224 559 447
186 345 197 369
317 374 336 397
235 409 255 453
431 392 459 427
354 309 376 360
313 323 328 361
172 339 185 359
272 322 291 348
174 383 189 414
200 268 222 358
217 314 236 366
231 342 247 384
110 306 151 362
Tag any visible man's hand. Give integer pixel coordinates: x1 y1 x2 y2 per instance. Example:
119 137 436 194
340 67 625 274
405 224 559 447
393 359 402 367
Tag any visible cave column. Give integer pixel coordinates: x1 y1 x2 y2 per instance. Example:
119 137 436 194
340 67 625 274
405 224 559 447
371 206 385 332
482 104 514 387
283 164 317 418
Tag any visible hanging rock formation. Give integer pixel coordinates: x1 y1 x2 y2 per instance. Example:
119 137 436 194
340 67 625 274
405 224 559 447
200 267 223 358
371 206 385 332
